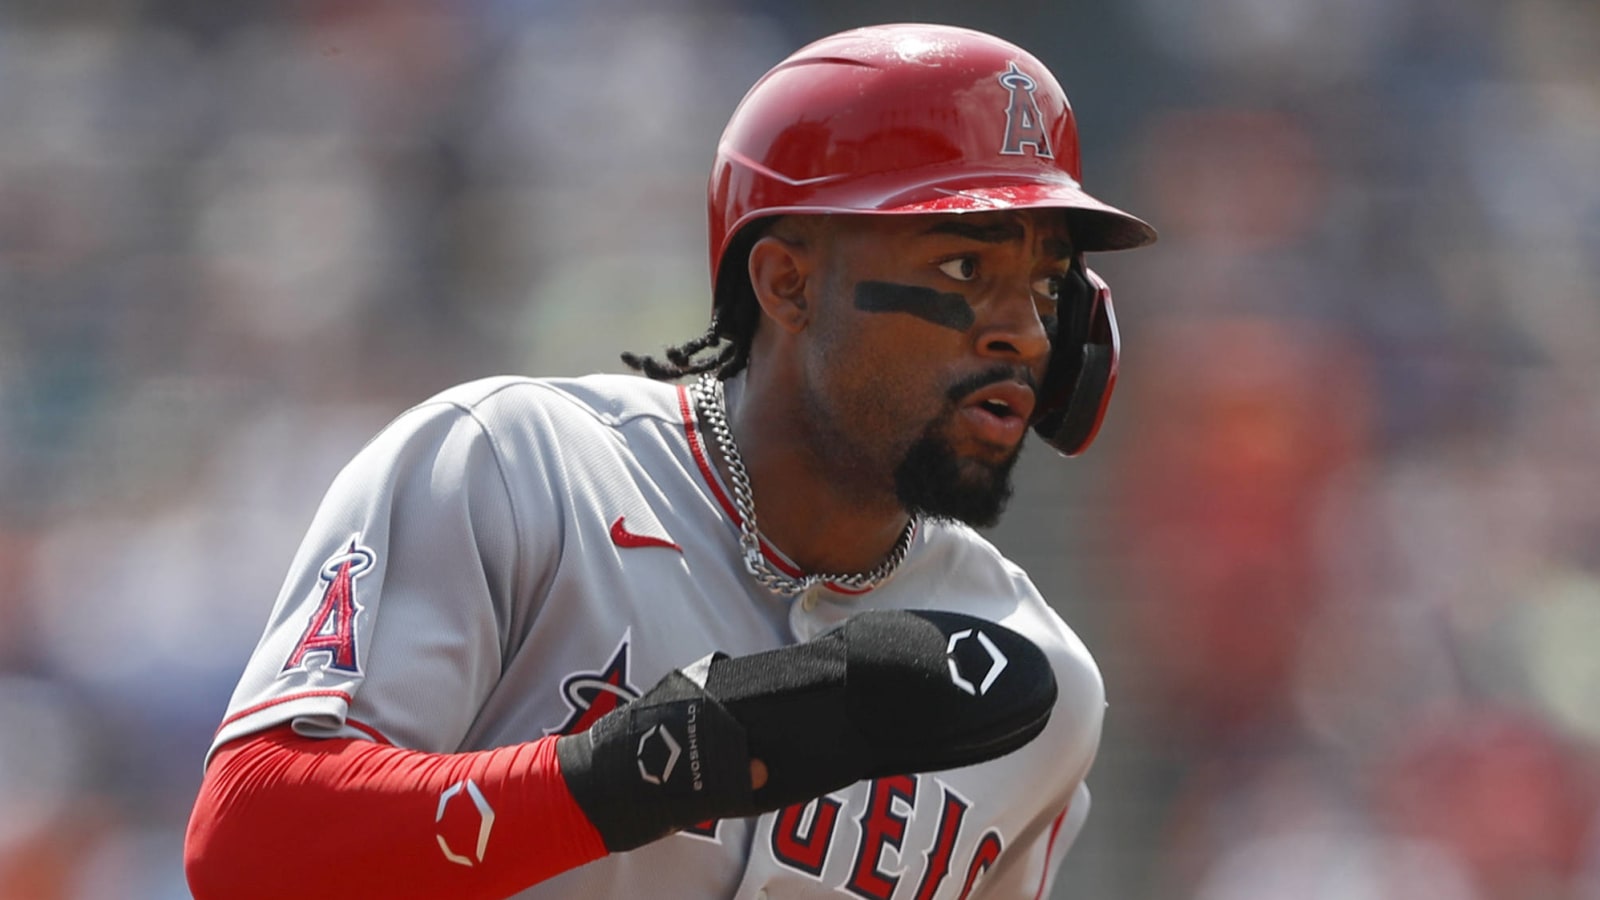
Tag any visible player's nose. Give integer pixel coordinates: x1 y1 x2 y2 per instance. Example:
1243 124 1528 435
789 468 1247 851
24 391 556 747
974 285 1052 367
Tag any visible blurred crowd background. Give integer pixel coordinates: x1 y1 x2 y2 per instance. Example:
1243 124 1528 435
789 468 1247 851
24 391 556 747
1 0 1597 897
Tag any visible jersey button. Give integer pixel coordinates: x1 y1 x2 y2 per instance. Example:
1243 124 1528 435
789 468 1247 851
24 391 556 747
800 592 819 612
755 890 769 900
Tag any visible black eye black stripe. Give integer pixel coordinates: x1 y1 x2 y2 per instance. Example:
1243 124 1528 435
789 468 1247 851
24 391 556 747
854 281 975 331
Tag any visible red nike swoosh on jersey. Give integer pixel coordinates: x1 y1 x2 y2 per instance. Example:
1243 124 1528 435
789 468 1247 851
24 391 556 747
610 516 682 552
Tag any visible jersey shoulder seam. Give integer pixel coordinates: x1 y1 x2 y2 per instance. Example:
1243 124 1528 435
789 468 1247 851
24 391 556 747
404 394 531 626
405 374 681 433
459 400 526 615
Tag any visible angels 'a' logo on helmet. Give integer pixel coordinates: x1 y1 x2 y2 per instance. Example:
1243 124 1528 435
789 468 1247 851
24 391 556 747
998 61 1053 159
548 631 642 735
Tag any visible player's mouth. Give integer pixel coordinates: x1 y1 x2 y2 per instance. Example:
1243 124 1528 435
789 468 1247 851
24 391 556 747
957 381 1035 449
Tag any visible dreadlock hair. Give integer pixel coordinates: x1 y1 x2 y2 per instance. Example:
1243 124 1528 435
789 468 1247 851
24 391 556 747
621 219 773 382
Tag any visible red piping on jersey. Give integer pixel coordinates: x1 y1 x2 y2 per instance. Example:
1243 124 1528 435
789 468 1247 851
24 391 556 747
216 690 355 734
677 384 890 596
1033 805 1071 900
345 717 394 745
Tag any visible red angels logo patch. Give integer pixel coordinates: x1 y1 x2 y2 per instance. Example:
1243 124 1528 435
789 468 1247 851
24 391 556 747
998 61 1053 158
282 535 375 675
547 632 642 735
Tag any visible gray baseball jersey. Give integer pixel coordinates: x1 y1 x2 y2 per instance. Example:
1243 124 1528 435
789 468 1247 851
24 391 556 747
211 373 1105 899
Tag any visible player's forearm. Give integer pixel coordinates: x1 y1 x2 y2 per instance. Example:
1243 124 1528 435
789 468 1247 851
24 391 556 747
184 724 606 900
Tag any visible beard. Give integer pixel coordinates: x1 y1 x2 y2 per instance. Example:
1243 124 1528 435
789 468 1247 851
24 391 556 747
893 419 1023 529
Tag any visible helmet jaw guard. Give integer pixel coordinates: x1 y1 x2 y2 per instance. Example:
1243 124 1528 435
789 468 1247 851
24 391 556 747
1032 266 1119 457
708 24 1153 455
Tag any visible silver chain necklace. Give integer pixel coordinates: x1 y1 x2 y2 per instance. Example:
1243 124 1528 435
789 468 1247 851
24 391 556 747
692 372 916 596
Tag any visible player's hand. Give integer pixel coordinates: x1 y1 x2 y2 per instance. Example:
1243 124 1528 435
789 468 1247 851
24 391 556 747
555 609 1057 852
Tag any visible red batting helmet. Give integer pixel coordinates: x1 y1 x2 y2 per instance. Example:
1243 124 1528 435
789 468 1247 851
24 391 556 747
708 23 1156 456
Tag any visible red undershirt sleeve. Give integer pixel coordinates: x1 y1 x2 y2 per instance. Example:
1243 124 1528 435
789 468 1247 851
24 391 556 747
184 724 608 900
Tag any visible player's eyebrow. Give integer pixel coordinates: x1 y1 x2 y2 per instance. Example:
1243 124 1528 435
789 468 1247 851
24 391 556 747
924 219 1026 244
925 220 1074 259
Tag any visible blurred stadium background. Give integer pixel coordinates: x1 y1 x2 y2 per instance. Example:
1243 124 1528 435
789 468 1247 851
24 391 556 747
2 1 1598 897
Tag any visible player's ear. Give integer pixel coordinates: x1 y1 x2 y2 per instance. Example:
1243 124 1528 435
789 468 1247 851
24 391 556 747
748 230 814 334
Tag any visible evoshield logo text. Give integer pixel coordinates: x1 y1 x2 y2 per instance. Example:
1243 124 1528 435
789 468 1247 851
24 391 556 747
687 701 703 791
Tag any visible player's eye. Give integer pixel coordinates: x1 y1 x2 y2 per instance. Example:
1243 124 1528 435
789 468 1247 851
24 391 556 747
938 257 978 282
1032 273 1067 301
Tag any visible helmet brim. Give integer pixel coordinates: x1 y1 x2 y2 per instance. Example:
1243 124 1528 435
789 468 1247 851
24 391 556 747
726 174 1157 257
876 178 1158 252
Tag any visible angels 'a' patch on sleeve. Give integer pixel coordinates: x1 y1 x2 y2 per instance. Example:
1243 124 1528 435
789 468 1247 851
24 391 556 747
281 534 376 676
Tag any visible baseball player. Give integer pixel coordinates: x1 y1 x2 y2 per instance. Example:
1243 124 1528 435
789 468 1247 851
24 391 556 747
185 23 1155 900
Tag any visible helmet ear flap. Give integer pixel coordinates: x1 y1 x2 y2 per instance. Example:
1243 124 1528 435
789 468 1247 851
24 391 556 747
1031 264 1120 457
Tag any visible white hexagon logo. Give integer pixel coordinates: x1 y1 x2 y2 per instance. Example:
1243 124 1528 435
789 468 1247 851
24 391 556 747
435 778 494 867
637 724 682 785
946 629 1008 696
